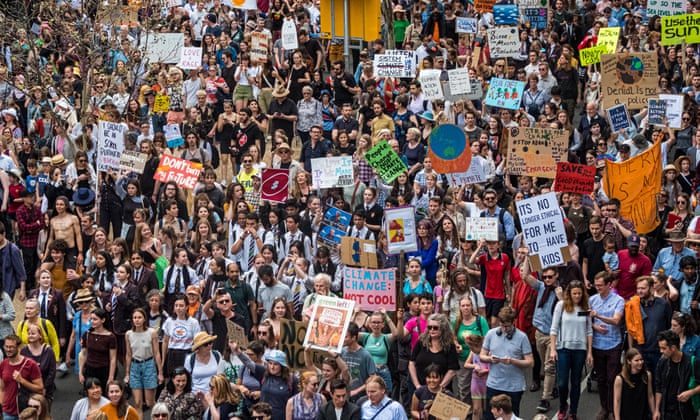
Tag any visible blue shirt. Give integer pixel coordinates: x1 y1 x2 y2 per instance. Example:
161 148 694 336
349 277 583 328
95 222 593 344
681 280 698 315
682 334 700 359
481 207 515 241
653 246 696 281
483 327 532 392
361 396 408 420
589 291 625 350
532 281 558 334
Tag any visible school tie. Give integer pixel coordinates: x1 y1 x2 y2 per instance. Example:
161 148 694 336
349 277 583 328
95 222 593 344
133 268 141 284
111 291 118 323
248 237 256 270
293 282 302 315
41 292 47 318
175 268 182 293
100 272 106 292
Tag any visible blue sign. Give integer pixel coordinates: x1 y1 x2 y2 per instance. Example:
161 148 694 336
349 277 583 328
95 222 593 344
494 4 519 25
484 78 526 110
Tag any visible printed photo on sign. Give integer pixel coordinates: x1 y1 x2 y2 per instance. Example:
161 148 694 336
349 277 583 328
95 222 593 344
304 296 355 353
384 206 418 254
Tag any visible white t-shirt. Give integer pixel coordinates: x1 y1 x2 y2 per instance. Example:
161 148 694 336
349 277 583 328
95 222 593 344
162 317 201 350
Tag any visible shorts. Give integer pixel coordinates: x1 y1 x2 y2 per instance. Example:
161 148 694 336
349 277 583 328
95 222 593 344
130 357 158 389
471 376 487 399
233 85 254 101
485 298 505 318
219 139 232 155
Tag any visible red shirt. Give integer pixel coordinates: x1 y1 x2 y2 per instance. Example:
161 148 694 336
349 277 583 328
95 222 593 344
0 356 42 415
617 249 652 300
478 252 511 299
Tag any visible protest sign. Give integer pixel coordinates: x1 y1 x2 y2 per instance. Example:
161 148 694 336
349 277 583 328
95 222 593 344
607 104 630 132
261 168 289 203
493 4 519 25
661 14 700 45
154 95 170 113
140 32 184 63
163 124 184 148
647 0 686 16
385 50 417 76
343 268 396 311
154 155 203 189
250 32 269 63
444 78 483 102
456 17 477 33
465 218 498 241
487 27 520 58
178 47 202 70
311 156 353 189
341 237 378 268
554 162 596 195
429 124 470 174
385 206 418 254
430 391 471 420
659 94 683 128
281 19 298 50
227 321 249 348
119 151 148 174
524 7 548 29
517 192 568 270
648 98 666 125
579 45 605 66
364 141 408 183
419 70 443 100
375 52 416 78
604 141 662 234
280 319 324 369
600 52 658 108
318 207 351 250
485 78 526 110
446 157 488 185
505 127 569 177
597 27 620 54
304 296 355 353
225 0 257 9
447 68 471 95
97 121 126 172
474 0 496 12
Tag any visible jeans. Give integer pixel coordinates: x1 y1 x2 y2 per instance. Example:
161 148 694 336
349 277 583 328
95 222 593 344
593 344 622 414
484 388 523 420
376 365 393 394
3 414 19 420
556 348 587 415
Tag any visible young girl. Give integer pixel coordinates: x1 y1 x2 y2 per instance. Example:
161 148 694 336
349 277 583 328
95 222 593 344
125 308 163 418
402 257 433 295
410 363 453 420
464 335 489 420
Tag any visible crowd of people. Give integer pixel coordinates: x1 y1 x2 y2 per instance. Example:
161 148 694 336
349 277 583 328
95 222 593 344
1 0 700 419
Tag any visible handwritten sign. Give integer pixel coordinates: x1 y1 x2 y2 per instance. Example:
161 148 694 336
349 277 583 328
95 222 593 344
250 32 269 63
601 52 658 109
343 268 396 311
375 52 416 78
597 27 620 54
419 69 443 100
659 94 683 128
304 296 355 353
484 78 526 110
447 68 471 95
365 140 408 183
261 168 289 203
465 217 498 241
505 127 569 178
227 321 249 348
444 78 483 102
97 121 127 172
648 98 666 125
525 7 548 29
474 0 495 12
487 27 520 58
154 154 203 189
311 156 353 189
119 151 148 174
154 95 170 113
281 19 298 50
647 0 686 16
607 104 630 132
163 124 184 148
430 391 471 420
662 14 700 45
456 17 477 33
140 32 184 64
385 206 418 254
178 47 202 70
446 156 488 185
554 162 596 195
517 192 568 270
579 45 605 67
603 141 662 234
280 319 324 370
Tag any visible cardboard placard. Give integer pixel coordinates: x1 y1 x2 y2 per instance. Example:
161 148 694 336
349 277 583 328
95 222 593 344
260 168 289 203
250 32 269 63
661 14 700 45
178 47 202 70
119 150 148 174
601 52 659 109
342 268 397 311
311 156 353 189
385 206 418 254
505 127 569 178
554 162 596 195
279 319 325 370
429 391 472 420
607 104 630 132
153 154 203 189
465 217 499 241
97 121 126 172
364 140 408 184
340 237 378 268
304 296 355 353
487 27 520 58
227 320 249 348
603 141 662 234
484 78 526 110
517 192 569 270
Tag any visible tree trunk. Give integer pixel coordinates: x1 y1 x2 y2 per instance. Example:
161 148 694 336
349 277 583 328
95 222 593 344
381 0 395 50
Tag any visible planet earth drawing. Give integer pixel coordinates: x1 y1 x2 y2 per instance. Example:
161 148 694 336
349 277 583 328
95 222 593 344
615 56 644 85
430 124 467 160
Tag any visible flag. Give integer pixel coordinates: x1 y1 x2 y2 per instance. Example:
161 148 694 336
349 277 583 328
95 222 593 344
261 168 290 203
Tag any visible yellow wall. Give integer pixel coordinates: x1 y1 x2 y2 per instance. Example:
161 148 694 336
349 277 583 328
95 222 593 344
319 0 382 41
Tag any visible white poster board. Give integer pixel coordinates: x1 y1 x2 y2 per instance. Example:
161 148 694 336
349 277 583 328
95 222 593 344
516 192 568 269
659 94 684 128
487 27 519 58
140 32 184 64
447 68 471 96
97 121 127 172
465 217 498 241
647 0 686 16
281 19 298 50
311 156 354 189
456 17 477 33
178 47 202 70
384 206 418 254
419 70 443 101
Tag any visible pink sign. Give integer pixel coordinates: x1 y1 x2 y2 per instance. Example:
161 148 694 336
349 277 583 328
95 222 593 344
342 268 396 311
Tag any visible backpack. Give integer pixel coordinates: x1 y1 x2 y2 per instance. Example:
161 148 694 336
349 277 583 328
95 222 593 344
691 356 700 413
19 318 50 339
188 349 221 372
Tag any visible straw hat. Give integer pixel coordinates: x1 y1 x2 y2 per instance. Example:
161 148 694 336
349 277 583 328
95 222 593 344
73 288 95 304
191 332 217 351
271 86 290 98
50 154 67 166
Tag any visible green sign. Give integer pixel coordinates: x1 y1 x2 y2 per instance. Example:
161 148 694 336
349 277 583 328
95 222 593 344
364 140 407 183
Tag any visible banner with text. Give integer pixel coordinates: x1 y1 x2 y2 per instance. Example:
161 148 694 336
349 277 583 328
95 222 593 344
601 52 658 108
97 121 126 172
153 155 203 189
505 127 569 177
343 268 396 311
554 162 596 194
517 192 568 270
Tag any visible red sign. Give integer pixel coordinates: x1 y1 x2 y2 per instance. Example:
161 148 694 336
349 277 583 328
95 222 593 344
153 155 202 189
261 168 289 203
554 162 596 195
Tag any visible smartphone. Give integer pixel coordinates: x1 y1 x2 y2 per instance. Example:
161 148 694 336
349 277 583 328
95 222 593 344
577 310 591 316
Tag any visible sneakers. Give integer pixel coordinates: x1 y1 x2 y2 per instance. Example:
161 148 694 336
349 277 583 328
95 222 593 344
536 400 550 412
58 362 69 374
557 411 567 420
529 381 541 392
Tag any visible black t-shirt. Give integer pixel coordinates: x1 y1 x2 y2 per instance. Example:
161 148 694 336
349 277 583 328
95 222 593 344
268 98 298 140
581 236 606 280
221 63 237 97
332 73 357 106
302 38 323 70
233 122 263 163
210 307 235 353
410 341 460 385
664 359 682 416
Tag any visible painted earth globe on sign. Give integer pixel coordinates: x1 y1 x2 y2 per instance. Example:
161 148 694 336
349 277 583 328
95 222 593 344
615 56 644 85
430 124 466 160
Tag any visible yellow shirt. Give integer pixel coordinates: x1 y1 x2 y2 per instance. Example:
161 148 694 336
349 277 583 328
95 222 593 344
16 319 61 362
100 403 140 420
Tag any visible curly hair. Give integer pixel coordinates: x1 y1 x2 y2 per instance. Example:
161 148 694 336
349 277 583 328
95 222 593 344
419 313 455 351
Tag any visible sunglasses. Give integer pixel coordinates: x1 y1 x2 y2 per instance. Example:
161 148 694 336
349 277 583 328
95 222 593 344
542 275 555 279
218 299 231 304
427 325 440 330
153 414 168 418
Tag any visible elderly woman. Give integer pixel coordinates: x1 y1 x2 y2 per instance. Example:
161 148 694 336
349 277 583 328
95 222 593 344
301 273 334 321
296 85 323 145
150 403 170 420
408 313 459 390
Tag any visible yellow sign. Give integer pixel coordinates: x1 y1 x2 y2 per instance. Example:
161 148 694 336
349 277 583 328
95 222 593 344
600 52 658 109
603 141 662 234
154 95 170 113
597 27 620 54
505 127 569 178
579 45 605 67
320 0 382 41
661 14 700 46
